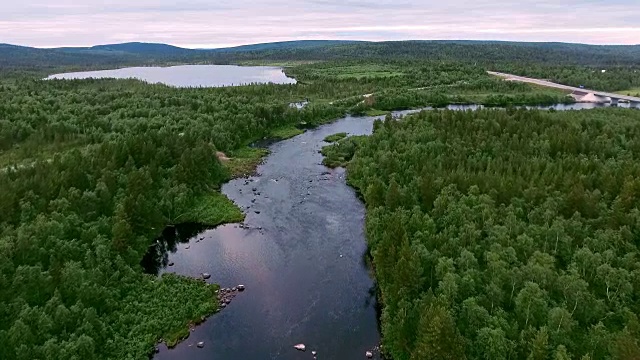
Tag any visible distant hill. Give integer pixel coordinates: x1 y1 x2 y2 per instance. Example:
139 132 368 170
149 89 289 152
87 42 192 55
53 40 362 56
58 40 364 55
0 43 135 71
207 40 366 53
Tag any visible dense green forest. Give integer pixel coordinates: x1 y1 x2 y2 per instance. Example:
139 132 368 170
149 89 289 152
330 108 640 359
1 44 638 359
1 60 564 359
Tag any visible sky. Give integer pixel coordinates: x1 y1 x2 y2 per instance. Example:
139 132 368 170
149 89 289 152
1 0 639 48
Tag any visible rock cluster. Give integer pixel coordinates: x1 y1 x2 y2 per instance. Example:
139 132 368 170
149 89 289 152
237 223 263 231
365 344 381 358
292 344 321 359
217 285 245 309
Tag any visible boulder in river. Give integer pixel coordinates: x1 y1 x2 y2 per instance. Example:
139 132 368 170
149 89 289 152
294 344 306 351
197 341 205 348
201 273 211 280
168 262 175 267
312 350 317 356
365 351 373 358
237 284 246 291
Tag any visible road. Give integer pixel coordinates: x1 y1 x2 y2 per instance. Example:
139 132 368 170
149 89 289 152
488 71 640 104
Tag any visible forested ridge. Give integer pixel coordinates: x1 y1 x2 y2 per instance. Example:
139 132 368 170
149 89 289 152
336 108 640 359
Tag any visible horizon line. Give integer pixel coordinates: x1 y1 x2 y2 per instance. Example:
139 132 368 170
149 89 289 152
5 38 640 50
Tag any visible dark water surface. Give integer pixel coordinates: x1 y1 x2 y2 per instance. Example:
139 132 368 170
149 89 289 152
149 103 632 360
46 65 296 87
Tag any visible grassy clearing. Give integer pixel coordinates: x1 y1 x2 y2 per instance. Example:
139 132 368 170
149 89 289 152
615 88 640 97
306 64 405 80
162 290 218 348
526 84 572 95
336 71 404 79
323 132 348 143
164 327 190 348
183 192 244 226
155 277 220 348
237 60 318 67
364 109 390 116
269 125 305 140
225 147 270 178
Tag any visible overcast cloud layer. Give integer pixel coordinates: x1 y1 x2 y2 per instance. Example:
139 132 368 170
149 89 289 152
2 0 639 48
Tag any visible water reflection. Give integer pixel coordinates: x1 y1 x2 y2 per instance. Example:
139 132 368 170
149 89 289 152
141 223 211 275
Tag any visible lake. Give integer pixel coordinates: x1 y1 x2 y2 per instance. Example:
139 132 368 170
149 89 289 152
46 65 297 87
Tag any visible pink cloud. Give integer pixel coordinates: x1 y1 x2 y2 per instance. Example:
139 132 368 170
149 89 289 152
1 0 638 47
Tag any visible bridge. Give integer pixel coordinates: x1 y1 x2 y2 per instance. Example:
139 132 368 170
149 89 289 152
489 71 640 106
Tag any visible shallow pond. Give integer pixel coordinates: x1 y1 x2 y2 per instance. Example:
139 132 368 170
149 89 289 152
46 65 296 88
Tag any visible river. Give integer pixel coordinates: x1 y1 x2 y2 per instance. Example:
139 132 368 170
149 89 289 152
145 103 631 360
149 113 386 360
